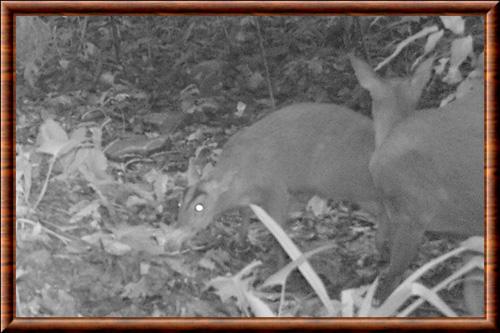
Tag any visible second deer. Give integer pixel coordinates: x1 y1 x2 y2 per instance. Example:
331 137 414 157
351 53 484 314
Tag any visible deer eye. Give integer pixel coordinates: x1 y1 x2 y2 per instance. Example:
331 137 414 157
194 203 204 212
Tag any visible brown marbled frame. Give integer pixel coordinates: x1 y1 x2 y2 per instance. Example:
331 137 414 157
1 1 497 332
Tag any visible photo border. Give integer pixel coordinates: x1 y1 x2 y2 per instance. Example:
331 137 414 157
1 1 498 331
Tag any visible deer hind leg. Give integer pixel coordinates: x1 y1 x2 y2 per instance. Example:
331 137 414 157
376 196 426 302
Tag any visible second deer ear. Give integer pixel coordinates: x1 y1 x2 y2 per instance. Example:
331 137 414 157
349 55 386 98
410 56 434 95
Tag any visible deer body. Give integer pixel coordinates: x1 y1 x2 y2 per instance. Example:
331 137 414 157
175 103 384 246
352 54 484 312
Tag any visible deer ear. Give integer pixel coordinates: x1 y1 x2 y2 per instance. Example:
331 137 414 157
410 56 434 95
350 55 386 98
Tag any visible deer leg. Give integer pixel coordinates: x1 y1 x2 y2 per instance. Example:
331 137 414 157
376 207 425 302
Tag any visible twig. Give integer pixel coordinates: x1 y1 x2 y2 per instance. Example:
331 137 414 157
18 218 72 244
354 17 370 61
254 18 276 110
110 17 121 64
32 155 57 211
375 25 439 71
79 17 88 50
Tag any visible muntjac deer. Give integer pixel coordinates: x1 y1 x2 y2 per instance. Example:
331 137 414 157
174 103 383 248
351 54 484 314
